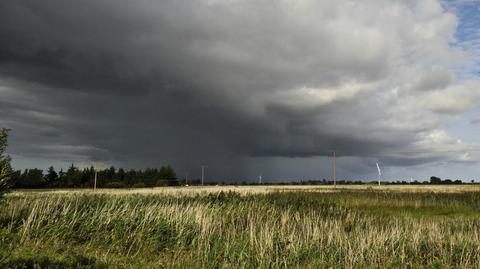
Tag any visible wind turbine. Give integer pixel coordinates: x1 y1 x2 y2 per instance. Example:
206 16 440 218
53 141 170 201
376 162 382 186
258 174 262 184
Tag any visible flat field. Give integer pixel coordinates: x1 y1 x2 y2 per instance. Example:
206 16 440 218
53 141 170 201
1 185 480 268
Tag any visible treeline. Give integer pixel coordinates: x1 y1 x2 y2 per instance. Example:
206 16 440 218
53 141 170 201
221 177 470 185
11 164 179 188
246 179 467 185
9 165 473 189
429 176 464 185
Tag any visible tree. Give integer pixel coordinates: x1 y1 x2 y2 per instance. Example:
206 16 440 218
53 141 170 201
117 168 125 182
0 129 12 199
430 176 442 184
58 168 65 185
17 168 45 188
125 169 137 187
159 165 178 186
65 164 81 187
106 166 116 180
45 166 58 186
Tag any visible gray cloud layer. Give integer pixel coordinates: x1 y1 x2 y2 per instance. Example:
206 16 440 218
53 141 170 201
1 0 479 179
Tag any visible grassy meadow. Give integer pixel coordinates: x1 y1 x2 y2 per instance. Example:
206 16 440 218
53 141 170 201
1 185 480 268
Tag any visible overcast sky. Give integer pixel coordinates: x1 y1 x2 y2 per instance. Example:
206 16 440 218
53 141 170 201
1 0 480 182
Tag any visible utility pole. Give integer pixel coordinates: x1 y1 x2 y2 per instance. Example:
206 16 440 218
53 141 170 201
332 151 336 187
201 165 207 186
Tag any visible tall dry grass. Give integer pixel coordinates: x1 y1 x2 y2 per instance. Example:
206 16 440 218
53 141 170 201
1 187 480 268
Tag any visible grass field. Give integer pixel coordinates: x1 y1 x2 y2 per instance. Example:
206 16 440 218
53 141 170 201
1 185 480 268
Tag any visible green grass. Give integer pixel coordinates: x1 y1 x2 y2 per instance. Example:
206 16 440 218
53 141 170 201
1 188 480 268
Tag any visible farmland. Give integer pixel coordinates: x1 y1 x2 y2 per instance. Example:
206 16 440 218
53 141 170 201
1 185 480 268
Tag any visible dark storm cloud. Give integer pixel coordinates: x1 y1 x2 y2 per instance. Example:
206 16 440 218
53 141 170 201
1 0 479 179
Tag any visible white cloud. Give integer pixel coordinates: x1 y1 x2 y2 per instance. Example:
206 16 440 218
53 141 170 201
422 80 480 113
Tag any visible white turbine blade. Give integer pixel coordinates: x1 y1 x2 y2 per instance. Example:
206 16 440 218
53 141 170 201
376 162 382 176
